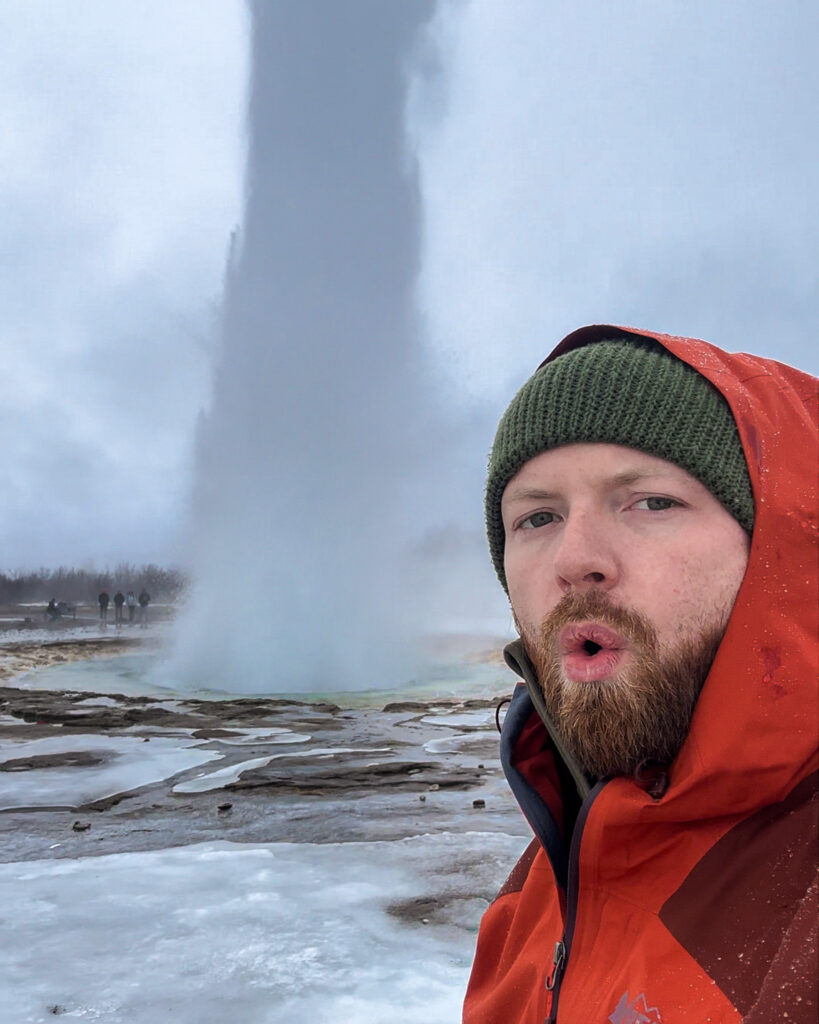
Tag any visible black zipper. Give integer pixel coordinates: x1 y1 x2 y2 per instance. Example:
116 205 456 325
544 780 608 1023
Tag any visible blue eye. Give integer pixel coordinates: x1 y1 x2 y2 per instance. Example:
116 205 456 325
633 497 680 511
521 510 558 529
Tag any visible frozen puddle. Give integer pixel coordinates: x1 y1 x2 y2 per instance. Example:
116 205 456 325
420 709 496 728
214 726 312 745
0 734 221 810
0 832 528 1024
173 755 277 794
72 695 122 708
424 731 497 754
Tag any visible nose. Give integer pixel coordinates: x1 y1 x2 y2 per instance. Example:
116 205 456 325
552 511 619 594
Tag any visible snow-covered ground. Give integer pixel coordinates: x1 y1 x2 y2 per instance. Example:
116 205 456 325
0 631 529 1023
0 833 527 1024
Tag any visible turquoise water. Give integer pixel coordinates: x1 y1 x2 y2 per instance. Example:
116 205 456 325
13 643 514 708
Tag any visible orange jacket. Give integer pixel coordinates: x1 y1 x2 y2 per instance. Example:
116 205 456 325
464 326 818 1024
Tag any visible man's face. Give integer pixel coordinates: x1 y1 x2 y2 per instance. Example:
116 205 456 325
501 443 750 778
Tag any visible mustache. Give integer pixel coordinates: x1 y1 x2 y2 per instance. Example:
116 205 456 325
537 591 658 654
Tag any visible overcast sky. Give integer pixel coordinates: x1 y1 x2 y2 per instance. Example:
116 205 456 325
0 0 248 571
1 1 816 575
409 0 819 402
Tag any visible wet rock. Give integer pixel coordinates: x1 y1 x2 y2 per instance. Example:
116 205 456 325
72 821 90 832
81 792 130 812
228 760 484 795
185 697 340 718
0 751 105 771
191 728 243 740
381 698 465 713
382 701 434 712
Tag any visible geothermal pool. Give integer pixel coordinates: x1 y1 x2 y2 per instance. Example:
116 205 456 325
11 633 514 704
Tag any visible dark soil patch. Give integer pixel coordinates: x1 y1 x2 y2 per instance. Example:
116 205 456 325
0 750 106 771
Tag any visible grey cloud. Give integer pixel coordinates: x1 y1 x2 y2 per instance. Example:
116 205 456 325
0 2 247 570
409 0 819 399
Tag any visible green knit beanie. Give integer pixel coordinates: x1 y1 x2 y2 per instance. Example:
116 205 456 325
486 339 754 591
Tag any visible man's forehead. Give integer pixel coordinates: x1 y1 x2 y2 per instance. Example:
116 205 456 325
502 443 690 501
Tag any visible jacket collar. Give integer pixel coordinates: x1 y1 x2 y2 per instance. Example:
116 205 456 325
499 639 591 889
503 639 591 801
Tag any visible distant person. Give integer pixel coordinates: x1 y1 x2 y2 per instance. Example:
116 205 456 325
98 590 110 622
113 590 125 624
126 590 137 622
138 589 150 626
45 598 59 621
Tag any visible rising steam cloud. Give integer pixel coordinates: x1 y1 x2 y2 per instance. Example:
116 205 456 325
171 0 472 693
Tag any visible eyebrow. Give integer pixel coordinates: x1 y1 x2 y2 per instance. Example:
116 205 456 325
608 470 670 487
503 487 561 504
504 470 675 505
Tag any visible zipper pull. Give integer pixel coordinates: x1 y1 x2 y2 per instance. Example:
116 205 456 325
544 940 566 1023
545 939 566 991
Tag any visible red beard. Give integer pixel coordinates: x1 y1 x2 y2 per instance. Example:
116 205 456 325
524 591 724 780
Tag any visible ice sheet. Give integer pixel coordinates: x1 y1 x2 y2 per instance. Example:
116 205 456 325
172 755 277 793
0 833 528 1024
0 734 221 810
424 730 498 754
215 727 311 746
420 710 495 728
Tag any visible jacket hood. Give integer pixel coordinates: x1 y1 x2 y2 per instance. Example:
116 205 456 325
500 324 818 883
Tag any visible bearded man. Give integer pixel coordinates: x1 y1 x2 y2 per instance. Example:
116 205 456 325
463 326 818 1024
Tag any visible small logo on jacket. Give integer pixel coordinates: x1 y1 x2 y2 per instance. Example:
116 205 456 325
608 990 662 1024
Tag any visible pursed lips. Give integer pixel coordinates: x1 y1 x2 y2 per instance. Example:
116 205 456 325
558 621 628 682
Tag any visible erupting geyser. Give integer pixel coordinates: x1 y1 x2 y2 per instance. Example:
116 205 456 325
172 1 444 692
